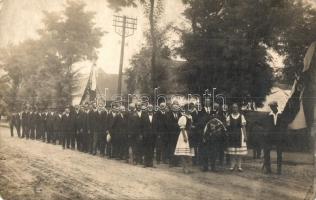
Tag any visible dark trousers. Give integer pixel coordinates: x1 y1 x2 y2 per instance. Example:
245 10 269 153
253 146 262 159
155 135 163 163
10 123 14 137
47 130 53 143
54 131 61 144
82 133 89 152
36 128 41 140
11 123 21 137
263 145 283 174
88 131 95 154
218 137 225 165
22 126 29 139
70 133 76 149
42 131 47 142
144 137 155 167
252 137 263 159
111 135 117 157
161 134 169 163
30 128 35 139
168 133 179 166
92 131 99 154
99 133 106 156
118 135 128 160
106 141 112 158
77 132 83 151
134 136 144 164
62 133 71 148
52 131 59 144
201 137 220 171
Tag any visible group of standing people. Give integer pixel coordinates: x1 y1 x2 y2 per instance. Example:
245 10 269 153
8 99 283 174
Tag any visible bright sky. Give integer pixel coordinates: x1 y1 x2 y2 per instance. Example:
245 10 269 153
0 0 186 74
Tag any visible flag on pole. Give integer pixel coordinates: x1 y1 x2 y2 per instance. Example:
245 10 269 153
282 42 316 130
80 64 97 105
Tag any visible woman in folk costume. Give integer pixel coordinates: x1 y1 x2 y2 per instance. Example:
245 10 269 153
174 106 195 174
226 103 248 172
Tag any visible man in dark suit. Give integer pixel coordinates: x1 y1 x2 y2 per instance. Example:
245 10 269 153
167 101 181 167
21 108 30 139
142 105 157 168
61 107 74 149
112 105 128 160
131 102 145 164
9 112 17 137
127 103 136 163
199 98 214 171
88 103 98 154
35 111 43 140
92 104 107 155
42 109 49 142
15 111 22 138
33 109 40 140
42 110 49 142
106 107 117 158
81 104 90 153
73 105 83 151
29 108 38 140
98 105 107 156
53 110 62 145
46 109 55 143
189 103 200 165
155 102 168 164
263 101 283 174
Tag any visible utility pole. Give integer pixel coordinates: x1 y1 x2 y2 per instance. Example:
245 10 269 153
113 15 137 95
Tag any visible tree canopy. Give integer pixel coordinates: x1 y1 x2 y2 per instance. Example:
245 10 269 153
0 0 104 111
178 0 316 106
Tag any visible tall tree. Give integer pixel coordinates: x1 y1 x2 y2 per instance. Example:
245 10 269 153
179 0 297 106
271 1 316 83
125 22 172 94
39 0 104 106
0 0 104 110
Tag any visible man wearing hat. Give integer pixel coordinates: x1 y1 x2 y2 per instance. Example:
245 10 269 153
263 101 283 174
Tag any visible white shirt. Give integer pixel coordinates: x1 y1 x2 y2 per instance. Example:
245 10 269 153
149 115 153 123
137 111 142 118
269 111 281 126
204 107 211 114
173 112 178 119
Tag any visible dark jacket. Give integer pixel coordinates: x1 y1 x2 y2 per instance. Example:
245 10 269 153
111 112 127 142
61 114 74 134
46 113 55 132
95 111 107 133
142 112 157 144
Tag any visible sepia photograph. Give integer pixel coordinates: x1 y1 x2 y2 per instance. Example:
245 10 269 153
0 0 316 199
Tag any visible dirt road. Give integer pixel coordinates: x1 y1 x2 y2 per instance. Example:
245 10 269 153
0 126 314 200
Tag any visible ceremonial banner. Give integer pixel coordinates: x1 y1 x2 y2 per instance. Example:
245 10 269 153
283 42 316 130
80 64 97 105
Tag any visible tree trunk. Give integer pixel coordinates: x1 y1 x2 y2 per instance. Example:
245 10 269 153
149 0 157 93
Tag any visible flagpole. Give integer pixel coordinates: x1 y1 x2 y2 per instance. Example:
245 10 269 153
310 99 316 198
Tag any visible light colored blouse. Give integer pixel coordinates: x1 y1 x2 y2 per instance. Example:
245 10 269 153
226 113 246 126
178 115 187 129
